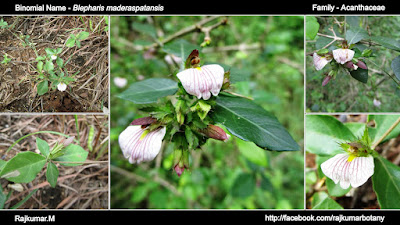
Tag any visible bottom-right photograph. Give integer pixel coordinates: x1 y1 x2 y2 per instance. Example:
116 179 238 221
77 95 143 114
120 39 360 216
305 114 400 209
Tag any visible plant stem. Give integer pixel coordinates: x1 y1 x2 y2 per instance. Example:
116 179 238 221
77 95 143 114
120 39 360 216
4 131 79 156
372 117 400 149
74 115 80 144
365 58 400 88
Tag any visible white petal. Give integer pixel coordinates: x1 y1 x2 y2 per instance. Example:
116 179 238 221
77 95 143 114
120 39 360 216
332 49 355 64
313 53 331 71
176 64 224 100
113 77 127 88
57 82 67 91
118 125 166 164
321 153 374 189
348 155 374 188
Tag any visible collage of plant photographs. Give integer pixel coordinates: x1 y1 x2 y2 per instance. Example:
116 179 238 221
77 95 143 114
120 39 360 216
1 14 400 217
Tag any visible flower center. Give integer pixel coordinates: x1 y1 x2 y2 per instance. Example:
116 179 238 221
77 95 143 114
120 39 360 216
140 129 150 140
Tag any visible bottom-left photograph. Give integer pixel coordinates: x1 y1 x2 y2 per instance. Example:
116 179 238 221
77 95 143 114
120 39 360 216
0 115 108 209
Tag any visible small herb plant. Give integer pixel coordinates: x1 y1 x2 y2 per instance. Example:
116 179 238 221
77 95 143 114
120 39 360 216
1 53 11 64
35 48 77 95
0 132 88 209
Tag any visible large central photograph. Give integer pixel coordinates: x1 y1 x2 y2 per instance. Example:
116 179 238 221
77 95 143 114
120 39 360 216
109 16 304 209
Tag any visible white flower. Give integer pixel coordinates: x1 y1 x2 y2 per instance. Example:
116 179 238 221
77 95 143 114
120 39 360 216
373 99 381 107
118 125 166 164
113 77 127 88
313 53 332 71
332 48 355 64
51 55 57 61
57 82 67 92
321 153 374 189
177 64 224 100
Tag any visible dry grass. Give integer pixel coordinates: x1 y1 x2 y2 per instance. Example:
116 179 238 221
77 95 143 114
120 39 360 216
0 115 109 209
0 16 109 112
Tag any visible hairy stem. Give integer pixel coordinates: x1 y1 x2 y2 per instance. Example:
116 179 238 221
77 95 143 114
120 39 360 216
372 117 400 149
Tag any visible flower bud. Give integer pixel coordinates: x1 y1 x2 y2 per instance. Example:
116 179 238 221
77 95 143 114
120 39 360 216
130 117 157 126
356 60 368 70
200 124 230 141
173 149 189 177
62 136 75 147
322 75 332 87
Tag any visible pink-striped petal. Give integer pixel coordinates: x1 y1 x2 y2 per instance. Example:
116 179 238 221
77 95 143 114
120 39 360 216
313 53 332 71
321 153 374 189
177 64 224 100
332 48 355 64
118 125 166 164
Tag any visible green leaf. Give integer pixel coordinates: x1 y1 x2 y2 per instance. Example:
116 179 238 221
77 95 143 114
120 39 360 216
344 122 365 138
370 36 400 51
0 159 6 172
46 162 59 188
76 31 89 40
346 16 360 28
118 78 178 104
36 137 50 157
131 22 157 39
326 177 351 197
236 139 268 167
306 115 356 156
230 173 255 198
216 63 251 83
37 80 48 96
37 61 43 71
372 156 400 209
65 37 76 47
0 152 46 183
349 68 368 83
0 185 6 209
53 144 88 166
391 55 400 80
346 27 369 45
368 115 400 145
211 95 299 151
312 194 344 209
44 60 54 72
56 57 64 67
45 48 56 56
306 16 320 40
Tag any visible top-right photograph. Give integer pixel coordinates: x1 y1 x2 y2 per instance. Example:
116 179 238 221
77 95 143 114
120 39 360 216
306 16 400 113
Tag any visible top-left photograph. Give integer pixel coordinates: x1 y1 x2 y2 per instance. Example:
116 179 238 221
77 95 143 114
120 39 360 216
0 16 109 113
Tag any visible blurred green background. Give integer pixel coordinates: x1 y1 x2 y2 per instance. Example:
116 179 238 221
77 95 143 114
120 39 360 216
110 16 304 209
306 16 400 112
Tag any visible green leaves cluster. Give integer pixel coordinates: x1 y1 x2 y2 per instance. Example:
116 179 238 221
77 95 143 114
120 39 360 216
306 115 400 209
0 137 88 188
66 31 90 48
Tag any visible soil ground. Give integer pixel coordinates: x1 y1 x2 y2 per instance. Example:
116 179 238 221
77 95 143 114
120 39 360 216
0 115 108 209
0 16 108 112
